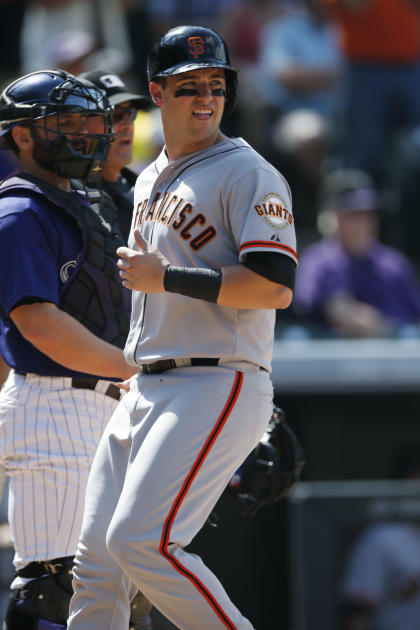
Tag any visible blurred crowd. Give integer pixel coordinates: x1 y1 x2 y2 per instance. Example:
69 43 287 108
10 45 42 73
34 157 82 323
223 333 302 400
2 0 420 340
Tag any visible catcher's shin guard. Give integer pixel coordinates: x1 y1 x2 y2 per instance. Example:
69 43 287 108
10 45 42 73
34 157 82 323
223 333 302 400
4 556 73 628
3 588 66 630
129 591 153 629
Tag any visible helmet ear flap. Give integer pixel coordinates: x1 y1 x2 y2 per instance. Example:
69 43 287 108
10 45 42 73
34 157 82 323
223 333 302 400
0 101 33 148
225 72 237 116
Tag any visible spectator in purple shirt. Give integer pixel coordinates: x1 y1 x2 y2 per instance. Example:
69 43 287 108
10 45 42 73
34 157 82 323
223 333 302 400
293 168 420 337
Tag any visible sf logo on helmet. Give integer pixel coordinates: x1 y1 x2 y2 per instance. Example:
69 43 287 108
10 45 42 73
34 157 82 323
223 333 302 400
188 36 205 59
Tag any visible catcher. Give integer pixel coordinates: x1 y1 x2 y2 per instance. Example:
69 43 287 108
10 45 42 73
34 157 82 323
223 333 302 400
0 70 143 630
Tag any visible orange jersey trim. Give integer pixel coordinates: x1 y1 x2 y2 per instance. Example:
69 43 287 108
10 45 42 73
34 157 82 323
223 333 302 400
240 240 298 264
159 371 244 629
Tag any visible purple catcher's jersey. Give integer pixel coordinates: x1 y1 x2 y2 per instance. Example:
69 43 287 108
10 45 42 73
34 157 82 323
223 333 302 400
0 189 93 377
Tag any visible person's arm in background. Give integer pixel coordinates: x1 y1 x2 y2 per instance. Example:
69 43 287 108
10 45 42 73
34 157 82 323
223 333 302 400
277 67 340 94
293 242 392 337
323 293 392 337
324 0 372 11
260 11 340 95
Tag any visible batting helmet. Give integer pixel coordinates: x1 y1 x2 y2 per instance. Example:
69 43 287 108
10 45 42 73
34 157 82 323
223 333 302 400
0 69 113 185
147 25 238 115
227 407 305 517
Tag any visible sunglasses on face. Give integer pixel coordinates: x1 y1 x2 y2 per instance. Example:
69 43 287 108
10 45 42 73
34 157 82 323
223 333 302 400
112 106 137 124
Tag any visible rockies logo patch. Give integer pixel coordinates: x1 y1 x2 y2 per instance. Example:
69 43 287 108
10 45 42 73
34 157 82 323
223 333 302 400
60 260 77 283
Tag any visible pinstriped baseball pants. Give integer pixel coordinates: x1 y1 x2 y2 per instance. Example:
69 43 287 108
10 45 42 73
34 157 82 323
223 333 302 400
68 365 273 630
0 371 118 570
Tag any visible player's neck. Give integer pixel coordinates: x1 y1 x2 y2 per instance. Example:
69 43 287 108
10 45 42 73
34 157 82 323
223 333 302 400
101 162 121 182
165 130 226 163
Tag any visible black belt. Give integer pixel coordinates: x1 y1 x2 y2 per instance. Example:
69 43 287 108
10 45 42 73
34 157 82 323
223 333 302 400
142 358 219 375
16 373 121 401
71 378 120 400
17 556 74 578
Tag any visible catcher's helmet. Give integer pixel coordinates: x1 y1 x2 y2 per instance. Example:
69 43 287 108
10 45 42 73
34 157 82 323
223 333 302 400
0 69 113 185
227 407 305 517
147 25 238 115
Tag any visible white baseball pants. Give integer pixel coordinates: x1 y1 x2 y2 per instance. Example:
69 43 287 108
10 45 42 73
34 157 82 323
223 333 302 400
0 371 118 569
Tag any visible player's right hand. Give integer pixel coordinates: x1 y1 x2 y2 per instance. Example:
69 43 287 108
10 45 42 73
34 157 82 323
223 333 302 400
117 229 170 293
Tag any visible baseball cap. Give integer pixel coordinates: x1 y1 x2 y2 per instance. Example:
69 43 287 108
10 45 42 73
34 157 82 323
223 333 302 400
78 69 150 109
319 168 379 213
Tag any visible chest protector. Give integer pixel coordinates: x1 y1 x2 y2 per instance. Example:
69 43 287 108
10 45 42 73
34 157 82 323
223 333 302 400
0 173 131 349
102 167 137 242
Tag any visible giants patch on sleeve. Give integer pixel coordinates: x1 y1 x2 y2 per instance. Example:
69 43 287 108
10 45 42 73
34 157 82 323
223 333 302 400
254 193 293 231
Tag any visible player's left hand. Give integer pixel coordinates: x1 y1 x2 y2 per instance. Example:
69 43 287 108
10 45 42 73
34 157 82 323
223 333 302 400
117 229 170 293
117 373 138 394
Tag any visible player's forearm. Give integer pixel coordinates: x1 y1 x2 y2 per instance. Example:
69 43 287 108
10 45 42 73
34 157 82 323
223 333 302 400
218 264 293 309
324 295 390 337
163 263 293 308
326 0 371 10
117 232 293 309
278 68 338 93
10 302 136 380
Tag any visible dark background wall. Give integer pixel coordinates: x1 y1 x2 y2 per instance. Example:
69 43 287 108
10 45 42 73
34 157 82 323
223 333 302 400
2 387 419 629
188 390 420 630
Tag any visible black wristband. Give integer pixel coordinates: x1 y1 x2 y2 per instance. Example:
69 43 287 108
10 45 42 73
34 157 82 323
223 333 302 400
163 266 222 303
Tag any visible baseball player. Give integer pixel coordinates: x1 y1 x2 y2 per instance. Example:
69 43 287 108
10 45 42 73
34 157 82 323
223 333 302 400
67 26 298 630
0 70 140 630
76 69 150 242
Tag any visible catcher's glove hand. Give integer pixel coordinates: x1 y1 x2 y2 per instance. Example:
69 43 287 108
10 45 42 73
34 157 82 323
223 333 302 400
226 406 305 516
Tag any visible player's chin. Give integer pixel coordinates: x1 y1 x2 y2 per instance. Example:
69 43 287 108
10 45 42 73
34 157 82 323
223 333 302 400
113 145 133 163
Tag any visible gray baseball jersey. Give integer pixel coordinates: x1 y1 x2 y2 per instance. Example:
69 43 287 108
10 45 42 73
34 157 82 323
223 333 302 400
125 137 297 372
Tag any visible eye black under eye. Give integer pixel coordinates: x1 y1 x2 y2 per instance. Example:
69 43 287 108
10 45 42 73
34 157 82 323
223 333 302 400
174 87 226 98
175 88 198 97
211 88 226 97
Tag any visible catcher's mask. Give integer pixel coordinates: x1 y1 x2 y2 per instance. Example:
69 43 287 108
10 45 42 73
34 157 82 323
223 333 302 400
0 69 113 186
227 407 305 517
147 25 238 115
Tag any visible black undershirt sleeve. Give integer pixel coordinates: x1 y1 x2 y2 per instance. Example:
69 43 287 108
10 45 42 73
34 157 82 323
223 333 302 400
243 251 296 290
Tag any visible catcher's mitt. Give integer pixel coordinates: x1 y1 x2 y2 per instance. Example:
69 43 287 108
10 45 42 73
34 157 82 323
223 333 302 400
226 406 305 516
